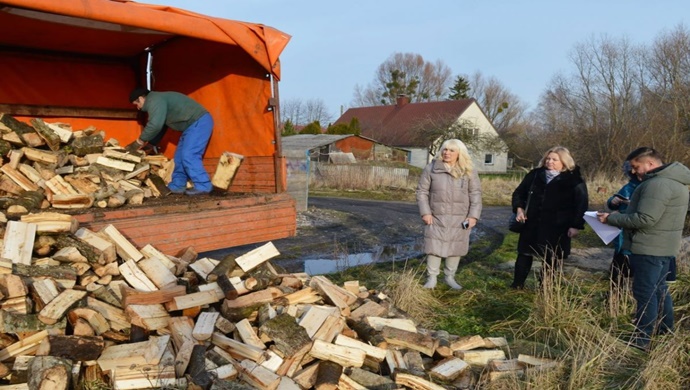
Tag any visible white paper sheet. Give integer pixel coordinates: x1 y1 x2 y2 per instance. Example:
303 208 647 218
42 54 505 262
583 211 621 245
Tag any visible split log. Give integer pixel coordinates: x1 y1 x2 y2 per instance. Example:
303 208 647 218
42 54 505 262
298 305 339 339
50 194 94 209
125 304 170 331
165 290 219 311
96 334 170 372
0 311 66 333
70 134 104 156
100 225 143 261
314 360 342 390
138 257 177 289
211 151 244 190
380 326 438 357
1 164 39 191
120 285 186 307
455 349 506 365
38 289 87 325
310 339 365 368
192 311 219 341
29 118 62 152
235 318 266 349
238 359 280 390
334 334 387 362
211 332 266 363
22 147 61 165
27 355 72 390
0 329 52 362
55 234 102 264
2 221 37 265
20 212 77 234
235 242 280 272
187 344 212 389
118 259 157 291
38 335 105 361
14 263 77 289
429 356 469 381
67 307 109 335
345 367 396 390
312 314 345 344
392 371 447 390
145 174 171 197
309 276 358 316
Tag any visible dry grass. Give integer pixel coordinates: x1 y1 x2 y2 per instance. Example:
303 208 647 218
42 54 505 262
380 266 440 328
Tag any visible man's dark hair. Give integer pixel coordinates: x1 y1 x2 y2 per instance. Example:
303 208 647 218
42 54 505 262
626 147 664 163
129 87 150 103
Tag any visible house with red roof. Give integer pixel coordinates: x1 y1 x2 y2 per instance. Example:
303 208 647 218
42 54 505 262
333 96 509 172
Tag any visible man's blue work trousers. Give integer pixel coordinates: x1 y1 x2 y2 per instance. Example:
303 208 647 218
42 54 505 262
170 113 213 192
629 254 674 348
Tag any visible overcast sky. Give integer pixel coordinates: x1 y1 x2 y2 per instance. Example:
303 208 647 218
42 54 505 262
141 0 687 120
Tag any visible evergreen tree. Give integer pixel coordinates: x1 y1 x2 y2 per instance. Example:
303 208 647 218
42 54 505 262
299 120 322 134
448 75 471 100
281 119 296 136
349 117 361 136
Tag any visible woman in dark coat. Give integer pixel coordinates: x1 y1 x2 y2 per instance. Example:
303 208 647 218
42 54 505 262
510 146 588 289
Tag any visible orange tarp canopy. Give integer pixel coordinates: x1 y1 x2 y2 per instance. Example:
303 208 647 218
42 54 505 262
0 0 290 161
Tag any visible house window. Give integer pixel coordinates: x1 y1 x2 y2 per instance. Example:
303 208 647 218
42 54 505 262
484 154 494 165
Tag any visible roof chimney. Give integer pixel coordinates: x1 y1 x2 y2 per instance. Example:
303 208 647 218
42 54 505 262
396 94 410 107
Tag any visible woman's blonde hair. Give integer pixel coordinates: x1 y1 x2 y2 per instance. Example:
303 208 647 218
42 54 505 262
437 139 474 177
539 146 576 171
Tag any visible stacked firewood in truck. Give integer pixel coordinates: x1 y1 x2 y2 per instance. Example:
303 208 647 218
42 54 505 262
0 213 557 389
0 113 243 215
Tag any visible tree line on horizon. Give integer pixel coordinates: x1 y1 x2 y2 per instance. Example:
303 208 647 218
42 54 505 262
281 24 690 177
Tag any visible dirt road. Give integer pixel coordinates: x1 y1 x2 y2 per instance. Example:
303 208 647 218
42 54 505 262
203 197 524 273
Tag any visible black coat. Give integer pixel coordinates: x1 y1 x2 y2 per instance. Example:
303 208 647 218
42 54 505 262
512 167 588 259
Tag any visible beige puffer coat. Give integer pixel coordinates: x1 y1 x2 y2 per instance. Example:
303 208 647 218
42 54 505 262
416 159 482 257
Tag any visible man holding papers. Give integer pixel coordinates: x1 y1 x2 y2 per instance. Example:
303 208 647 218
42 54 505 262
597 147 690 350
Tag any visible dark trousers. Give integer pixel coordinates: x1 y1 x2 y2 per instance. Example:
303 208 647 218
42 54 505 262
512 250 563 288
629 254 674 348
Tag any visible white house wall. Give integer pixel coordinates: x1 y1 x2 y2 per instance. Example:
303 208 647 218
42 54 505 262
455 102 509 174
409 148 431 168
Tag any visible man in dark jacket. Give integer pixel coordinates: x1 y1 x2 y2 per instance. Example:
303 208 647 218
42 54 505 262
598 147 690 350
127 88 213 195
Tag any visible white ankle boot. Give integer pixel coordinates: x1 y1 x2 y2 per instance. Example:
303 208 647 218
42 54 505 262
423 255 442 289
423 275 437 289
444 256 463 290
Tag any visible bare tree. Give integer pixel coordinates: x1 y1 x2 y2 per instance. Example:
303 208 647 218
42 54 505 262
303 98 334 125
534 35 645 174
351 52 453 107
468 71 526 135
281 97 333 126
411 113 507 158
281 97 305 126
641 25 690 161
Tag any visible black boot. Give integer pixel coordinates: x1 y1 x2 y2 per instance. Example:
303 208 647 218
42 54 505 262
511 254 533 289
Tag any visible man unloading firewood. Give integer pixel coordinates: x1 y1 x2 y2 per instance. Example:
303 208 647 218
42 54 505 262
127 88 213 196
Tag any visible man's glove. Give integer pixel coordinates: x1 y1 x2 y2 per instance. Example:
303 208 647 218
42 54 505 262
124 139 144 154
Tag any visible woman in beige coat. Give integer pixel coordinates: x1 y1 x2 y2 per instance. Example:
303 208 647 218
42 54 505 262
416 139 482 289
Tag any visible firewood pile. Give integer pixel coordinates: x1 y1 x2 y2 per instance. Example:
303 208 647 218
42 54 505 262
0 113 180 213
0 213 558 390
